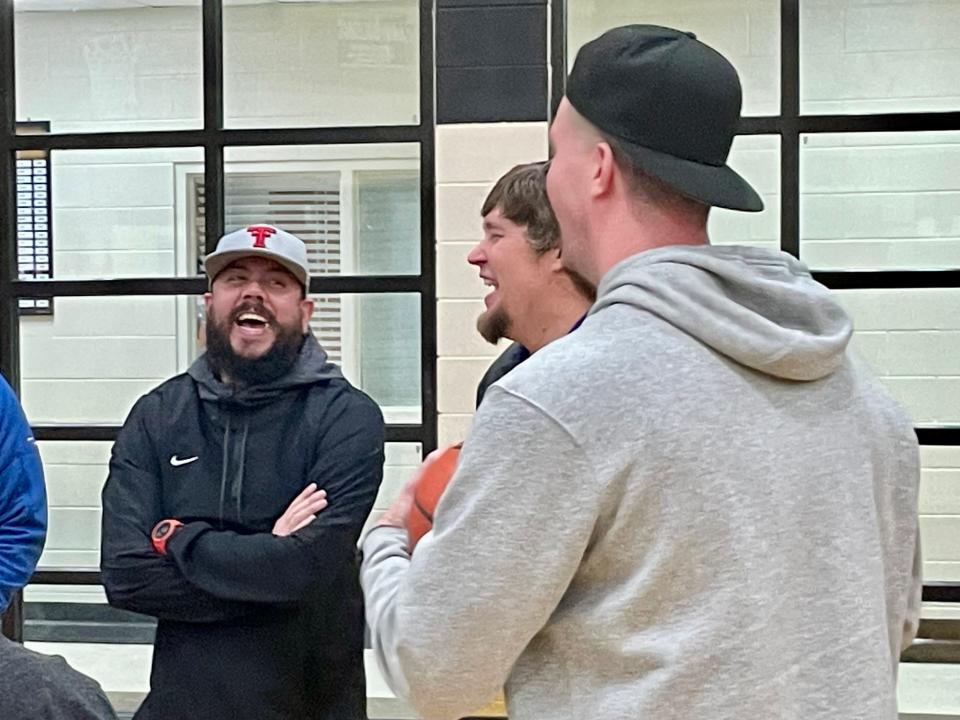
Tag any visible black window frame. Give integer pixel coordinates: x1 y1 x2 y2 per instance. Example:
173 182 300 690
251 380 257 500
0 0 437 640
550 0 960 611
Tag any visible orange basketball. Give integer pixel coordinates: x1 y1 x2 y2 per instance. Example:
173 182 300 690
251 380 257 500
407 443 462 551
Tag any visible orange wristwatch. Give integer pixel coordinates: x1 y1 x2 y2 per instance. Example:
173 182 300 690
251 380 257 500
151 519 184 555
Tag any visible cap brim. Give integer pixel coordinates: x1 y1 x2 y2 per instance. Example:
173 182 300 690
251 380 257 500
614 137 764 213
204 248 309 289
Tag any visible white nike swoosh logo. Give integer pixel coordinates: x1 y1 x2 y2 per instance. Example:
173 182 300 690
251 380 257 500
170 455 199 467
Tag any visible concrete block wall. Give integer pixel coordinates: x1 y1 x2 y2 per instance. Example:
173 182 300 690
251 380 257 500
920 446 960 582
801 0 960 114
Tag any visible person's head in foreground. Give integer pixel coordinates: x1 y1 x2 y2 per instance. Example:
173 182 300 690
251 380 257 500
546 24 763 285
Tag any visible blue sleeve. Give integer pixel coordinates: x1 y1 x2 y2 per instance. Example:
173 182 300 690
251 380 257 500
0 375 47 612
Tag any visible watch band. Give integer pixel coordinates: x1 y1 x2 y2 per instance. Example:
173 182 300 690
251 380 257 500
151 519 185 555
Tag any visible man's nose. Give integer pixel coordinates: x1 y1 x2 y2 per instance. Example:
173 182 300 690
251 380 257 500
240 279 266 300
467 242 486 266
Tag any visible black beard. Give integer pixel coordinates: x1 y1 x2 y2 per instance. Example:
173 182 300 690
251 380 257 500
477 304 511 345
205 303 305 387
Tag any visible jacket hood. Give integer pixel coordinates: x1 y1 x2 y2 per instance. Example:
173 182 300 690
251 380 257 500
592 245 853 381
187 331 343 406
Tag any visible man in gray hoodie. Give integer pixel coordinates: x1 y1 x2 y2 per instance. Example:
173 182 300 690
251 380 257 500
361 25 922 720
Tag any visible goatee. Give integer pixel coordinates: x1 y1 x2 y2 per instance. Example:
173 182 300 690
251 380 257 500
477 305 511 345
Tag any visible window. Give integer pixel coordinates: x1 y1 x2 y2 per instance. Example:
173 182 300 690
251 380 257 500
1 0 436 673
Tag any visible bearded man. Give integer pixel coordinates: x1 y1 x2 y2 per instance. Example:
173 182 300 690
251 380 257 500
101 225 385 720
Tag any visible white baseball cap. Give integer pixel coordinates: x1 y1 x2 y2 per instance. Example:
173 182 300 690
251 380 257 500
204 225 310 290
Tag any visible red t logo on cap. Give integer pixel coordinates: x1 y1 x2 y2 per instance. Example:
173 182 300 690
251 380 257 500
247 225 277 248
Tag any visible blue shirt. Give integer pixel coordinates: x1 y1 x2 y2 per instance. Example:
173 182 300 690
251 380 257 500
0 375 46 611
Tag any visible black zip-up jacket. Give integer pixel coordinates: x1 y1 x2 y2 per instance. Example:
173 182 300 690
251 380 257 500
100 334 385 720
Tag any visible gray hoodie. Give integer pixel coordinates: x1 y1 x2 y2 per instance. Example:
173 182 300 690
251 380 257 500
0 637 118 719
362 245 922 720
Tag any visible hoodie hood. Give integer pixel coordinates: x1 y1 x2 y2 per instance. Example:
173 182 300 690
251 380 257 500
187 331 343 406
592 245 853 381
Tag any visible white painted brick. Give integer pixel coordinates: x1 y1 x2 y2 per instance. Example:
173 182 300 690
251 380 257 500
53 164 175 208
54 208 176 252
437 242 487 301
921 446 960 469
805 132 960 149
920 468 960 515
36 441 112 466
44 463 108 509
23 587 107 604
136 30 204 77
52 148 202 166
801 239 960 271
799 3 844 56
848 331 960 376
747 6 779 56
437 358 492 414
22 379 161 425
802 192 960 241
436 184 488 242
920 516 960 562
801 141 960 194
136 74 203 123
836 290 960 331
438 300 504 359
37 550 101 569
845 3 960 53
922 602 960 621
45 508 102 550
923 561 960 583
54 250 176 279
802 50 960 113
18 4 418 131
879 377 960 426
22 337 177 380
19 297 179 337
436 124 547 184
438 413 474 447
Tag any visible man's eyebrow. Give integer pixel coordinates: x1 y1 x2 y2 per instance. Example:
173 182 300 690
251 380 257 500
482 218 505 232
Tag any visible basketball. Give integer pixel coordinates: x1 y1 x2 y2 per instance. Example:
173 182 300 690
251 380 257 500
407 443 462 551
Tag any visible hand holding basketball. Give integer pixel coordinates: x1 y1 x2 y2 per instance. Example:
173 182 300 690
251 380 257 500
406 443 462 551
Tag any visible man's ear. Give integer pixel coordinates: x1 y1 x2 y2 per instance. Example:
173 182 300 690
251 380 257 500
591 141 617 199
546 246 565 273
300 297 316 333
203 292 213 314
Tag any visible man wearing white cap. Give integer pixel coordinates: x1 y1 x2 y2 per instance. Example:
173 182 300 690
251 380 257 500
101 225 385 720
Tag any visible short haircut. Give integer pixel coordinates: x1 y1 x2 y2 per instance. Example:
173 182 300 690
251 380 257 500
481 161 560 254
597 130 710 222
